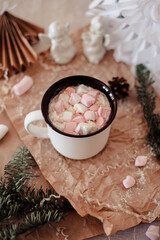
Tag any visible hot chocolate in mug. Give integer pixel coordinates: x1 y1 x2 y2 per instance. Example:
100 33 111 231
24 75 117 160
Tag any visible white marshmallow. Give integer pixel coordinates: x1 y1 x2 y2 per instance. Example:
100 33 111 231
97 93 108 106
135 155 147 167
61 111 73 122
123 176 136 189
76 84 89 95
53 121 64 131
145 225 160 240
0 124 8 140
75 122 98 135
74 103 88 114
58 93 69 102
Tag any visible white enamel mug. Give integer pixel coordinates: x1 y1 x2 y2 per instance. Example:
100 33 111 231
24 75 117 160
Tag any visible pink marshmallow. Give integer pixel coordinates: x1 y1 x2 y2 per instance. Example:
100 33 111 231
54 99 66 114
64 122 77 134
89 104 99 112
13 75 33 96
84 110 97 121
81 94 96 107
88 89 100 98
72 115 85 123
145 225 160 240
96 116 105 128
69 93 81 105
135 156 148 167
98 106 111 119
123 176 135 189
64 87 76 96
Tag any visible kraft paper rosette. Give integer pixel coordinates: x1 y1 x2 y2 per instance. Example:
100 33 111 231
0 11 44 76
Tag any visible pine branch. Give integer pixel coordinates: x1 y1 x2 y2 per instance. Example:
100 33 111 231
4 146 37 192
0 146 72 240
135 64 160 159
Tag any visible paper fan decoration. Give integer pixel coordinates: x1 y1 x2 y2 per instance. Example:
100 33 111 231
0 11 44 75
88 0 160 92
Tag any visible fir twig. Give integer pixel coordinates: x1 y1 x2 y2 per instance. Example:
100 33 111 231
0 146 72 240
135 64 160 159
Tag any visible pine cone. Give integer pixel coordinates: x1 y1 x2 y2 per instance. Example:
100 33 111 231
108 77 129 100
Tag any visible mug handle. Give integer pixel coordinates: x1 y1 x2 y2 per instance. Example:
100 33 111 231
24 110 49 139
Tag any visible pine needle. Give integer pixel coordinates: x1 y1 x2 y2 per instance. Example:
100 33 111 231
0 146 72 240
135 64 160 159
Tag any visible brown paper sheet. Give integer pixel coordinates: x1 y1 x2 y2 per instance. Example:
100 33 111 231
0 27 160 237
0 101 104 240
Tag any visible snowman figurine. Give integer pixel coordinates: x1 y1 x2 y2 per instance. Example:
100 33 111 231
48 21 77 64
81 16 110 64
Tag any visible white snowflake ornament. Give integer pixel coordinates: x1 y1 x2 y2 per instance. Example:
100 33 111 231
88 0 160 92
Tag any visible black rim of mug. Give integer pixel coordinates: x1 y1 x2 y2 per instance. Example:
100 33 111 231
41 75 117 138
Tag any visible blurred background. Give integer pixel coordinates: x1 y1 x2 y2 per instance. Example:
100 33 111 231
1 0 92 33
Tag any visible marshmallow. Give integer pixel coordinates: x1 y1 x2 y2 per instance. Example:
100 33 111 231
69 93 81 105
0 124 8 140
96 116 105 128
53 121 64 131
54 99 67 114
135 156 148 167
72 115 85 123
98 106 110 119
64 122 77 134
74 103 88 114
76 84 89 95
145 225 160 240
61 111 73 122
89 104 99 112
84 110 97 121
64 87 76 96
97 94 107 105
123 176 135 189
88 89 100 98
81 94 96 107
13 76 33 96
75 122 98 135
58 93 69 102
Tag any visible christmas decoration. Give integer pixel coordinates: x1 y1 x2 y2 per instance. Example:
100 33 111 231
81 16 110 64
0 146 72 240
108 77 129 99
88 0 160 92
135 64 160 159
0 11 44 76
39 21 77 64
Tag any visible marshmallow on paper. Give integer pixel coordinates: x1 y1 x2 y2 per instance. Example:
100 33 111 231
13 75 33 96
145 225 160 240
0 124 8 140
135 155 148 167
123 176 135 189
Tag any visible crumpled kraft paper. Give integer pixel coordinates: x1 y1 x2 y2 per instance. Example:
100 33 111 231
0 28 160 237
0 110 104 240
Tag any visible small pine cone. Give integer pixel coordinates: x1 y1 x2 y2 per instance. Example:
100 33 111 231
108 77 129 100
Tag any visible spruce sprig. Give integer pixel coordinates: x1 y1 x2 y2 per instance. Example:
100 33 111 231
135 64 160 159
0 146 72 240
